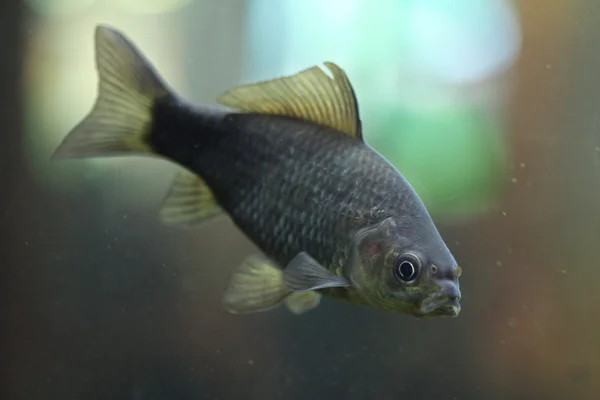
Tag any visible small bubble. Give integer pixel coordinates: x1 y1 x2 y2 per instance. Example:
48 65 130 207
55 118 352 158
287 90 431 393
556 269 567 274
248 359 255 366
511 177 518 183
496 260 503 266
507 317 518 328
520 162 526 168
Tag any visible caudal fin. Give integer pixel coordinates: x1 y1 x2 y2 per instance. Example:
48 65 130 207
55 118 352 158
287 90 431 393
52 25 172 159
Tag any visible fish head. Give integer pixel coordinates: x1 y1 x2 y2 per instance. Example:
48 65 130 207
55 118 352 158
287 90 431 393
347 216 462 318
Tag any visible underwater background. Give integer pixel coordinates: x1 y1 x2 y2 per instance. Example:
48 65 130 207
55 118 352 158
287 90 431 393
3 0 600 399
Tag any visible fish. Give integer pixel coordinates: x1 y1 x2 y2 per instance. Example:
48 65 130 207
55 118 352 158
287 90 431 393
52 24 462 318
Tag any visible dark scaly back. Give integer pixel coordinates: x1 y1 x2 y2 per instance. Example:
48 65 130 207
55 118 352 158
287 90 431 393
148 98 416 274
52 26 459 316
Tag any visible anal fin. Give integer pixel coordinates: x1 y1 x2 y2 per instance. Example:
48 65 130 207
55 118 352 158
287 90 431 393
159 171 224 228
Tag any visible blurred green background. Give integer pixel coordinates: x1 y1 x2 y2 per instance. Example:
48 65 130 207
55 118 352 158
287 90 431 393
3 0 600 399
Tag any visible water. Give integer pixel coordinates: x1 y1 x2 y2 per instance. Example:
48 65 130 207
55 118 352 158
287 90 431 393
4 0 599 399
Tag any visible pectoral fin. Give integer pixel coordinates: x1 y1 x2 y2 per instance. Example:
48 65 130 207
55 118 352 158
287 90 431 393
222 255 292 314
283 252 351 292
284 291 322 315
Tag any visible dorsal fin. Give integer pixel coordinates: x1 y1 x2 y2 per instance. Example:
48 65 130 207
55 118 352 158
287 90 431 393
217 62 363 140
158 171 224 228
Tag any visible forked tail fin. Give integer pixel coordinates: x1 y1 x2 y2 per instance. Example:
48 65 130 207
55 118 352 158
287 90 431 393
52 24 173 159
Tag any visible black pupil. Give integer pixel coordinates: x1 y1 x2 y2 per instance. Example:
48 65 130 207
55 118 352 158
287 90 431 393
399 261 414 279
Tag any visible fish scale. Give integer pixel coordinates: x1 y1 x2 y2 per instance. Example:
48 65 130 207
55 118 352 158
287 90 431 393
156 112 404 274
53 25 462 317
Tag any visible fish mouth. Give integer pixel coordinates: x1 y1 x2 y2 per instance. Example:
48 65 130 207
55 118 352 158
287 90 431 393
435 303 461 317
420 296 461 318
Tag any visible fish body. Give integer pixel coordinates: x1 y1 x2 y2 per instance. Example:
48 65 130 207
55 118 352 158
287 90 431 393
53 25 462 318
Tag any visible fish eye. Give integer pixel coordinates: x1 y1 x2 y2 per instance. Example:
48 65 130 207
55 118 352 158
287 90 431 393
393 253 421 282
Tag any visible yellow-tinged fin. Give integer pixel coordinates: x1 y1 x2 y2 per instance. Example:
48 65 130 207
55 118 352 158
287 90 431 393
52 24 172 160
217 62 362 140
222 255 292 314
159 171 224 228
285 291 321 315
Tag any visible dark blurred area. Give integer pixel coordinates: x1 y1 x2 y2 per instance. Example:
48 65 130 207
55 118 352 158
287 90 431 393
3 0 600 399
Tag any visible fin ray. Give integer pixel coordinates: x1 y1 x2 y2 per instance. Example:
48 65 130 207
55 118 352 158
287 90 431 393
285 291 322 315
222 255 292 314
159 171 225 228
217 62 362 140
52 25 172 160
283 252 351 292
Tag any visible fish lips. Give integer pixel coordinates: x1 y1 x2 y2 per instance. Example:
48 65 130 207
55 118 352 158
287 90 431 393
419 294 462 317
